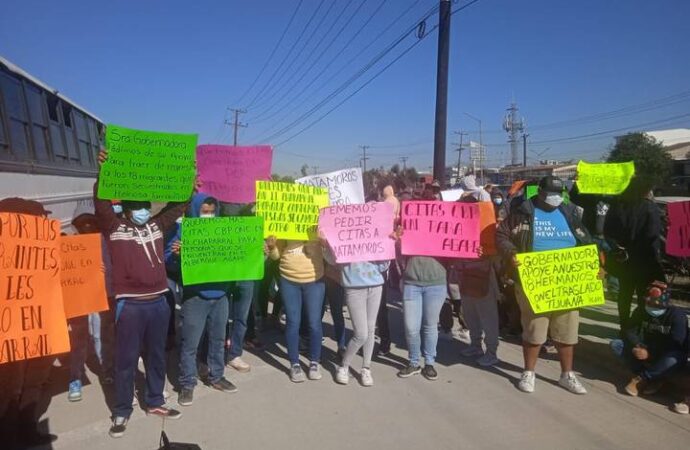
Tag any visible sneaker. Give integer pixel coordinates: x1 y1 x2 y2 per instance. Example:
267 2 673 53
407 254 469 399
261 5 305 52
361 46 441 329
559 372 587 395
477 352 500 367
335 366 349 385
109 416 128 438
360 368 374 387
211 377 238 394
460 346 484 358
624 375 645 397
642 379 664 396
422 365 438 381
397 364 422 378
308 362 322 380
518 371 536 393
68 379 83 402
377 342 391 356
244 338 265 352
178 388 194 406
227 356 251 373
290 364 306 383
146 406 182 420
672 400 690 415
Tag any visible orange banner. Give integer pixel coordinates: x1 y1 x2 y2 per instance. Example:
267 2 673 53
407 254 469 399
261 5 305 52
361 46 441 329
478 202 497 255
60 234 109 319
0 213 70 364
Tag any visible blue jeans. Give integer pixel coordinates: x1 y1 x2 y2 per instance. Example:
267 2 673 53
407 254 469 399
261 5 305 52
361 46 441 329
630 349 686 381
403 283 447 366
280 277 325 365
325 278 346 350
227 281 254 360
179 295 229 388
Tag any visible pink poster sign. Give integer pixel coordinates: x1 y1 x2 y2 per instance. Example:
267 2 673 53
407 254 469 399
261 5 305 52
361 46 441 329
318 202 396 264
666 201 690 257
197 145 272 203
401 201 480 258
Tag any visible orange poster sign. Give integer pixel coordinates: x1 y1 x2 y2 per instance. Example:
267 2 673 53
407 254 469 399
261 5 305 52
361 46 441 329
60 234 109 319
478 202 497 255
0 213 70 364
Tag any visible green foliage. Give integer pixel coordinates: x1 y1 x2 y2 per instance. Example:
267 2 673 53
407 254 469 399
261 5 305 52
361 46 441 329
607 132 672 182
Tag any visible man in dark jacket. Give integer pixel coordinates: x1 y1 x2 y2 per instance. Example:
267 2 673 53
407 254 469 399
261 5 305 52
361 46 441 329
497 176 594 395
623 281 688 396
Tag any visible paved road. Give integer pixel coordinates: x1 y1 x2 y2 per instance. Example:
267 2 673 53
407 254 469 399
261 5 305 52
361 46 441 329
34 299 690 450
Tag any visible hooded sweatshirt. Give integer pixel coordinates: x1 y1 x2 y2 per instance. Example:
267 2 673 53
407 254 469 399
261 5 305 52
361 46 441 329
93 182 189 299
165 193 231 300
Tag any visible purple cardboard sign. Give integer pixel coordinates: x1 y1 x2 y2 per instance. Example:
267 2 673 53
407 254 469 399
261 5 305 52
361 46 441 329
197 145 272 203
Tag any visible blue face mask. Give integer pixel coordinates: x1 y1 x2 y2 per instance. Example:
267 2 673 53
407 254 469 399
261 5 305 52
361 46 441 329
645 306 667 318
112 204 123 215
493 198 503 205
130 208 151 225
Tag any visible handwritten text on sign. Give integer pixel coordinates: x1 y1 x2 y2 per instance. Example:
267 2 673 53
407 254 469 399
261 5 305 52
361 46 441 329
400 201 480 258
182 217 265 284
60 234 109 319
516 244 604 314
255 181 329 240
319 202 395 263
197 145 272 203
0 213 70 364
98 124 197 202
297 168 365 205
666 201 690 257
576 161 635 195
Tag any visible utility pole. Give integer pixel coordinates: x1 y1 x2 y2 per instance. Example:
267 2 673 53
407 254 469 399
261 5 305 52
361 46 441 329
453 131 467 183
522 132 529 167
399 156 409 171
503 101 524 166
432 0 451 185
359 145 370 173
225 108 248 146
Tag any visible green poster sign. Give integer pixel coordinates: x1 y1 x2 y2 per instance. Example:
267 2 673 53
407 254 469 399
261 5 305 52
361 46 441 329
98 124 197 201
181 217 265 285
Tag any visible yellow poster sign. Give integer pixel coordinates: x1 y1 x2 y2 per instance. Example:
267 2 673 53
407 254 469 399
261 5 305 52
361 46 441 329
516 244 604 314
576 161 635 195
255 181 329 240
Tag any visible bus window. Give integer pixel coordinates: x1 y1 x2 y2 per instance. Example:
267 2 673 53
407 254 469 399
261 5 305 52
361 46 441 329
60 102 79 163
0 72 30 160
74 110 92 166
25 84 50 162
46 93 67 161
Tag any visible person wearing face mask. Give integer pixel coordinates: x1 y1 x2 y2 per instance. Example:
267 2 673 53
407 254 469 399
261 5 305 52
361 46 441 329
94 150 192 438
490 187 507 222
497 175 594 395
165 194 237 407
617 281 688 397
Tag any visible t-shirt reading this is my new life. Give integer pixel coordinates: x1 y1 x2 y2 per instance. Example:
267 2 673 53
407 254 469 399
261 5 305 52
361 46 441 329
532 207 577 252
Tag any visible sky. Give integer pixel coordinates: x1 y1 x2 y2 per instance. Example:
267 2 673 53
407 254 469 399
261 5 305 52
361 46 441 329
2 0 689 176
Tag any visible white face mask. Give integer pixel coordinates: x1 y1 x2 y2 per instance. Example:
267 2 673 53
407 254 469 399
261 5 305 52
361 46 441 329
645 306 666 318
544 193 563 207
199 213 215 219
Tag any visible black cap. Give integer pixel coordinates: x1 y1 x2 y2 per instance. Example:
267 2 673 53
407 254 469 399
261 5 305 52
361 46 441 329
0 197 51 216
538 176 564 193
121 200 152 211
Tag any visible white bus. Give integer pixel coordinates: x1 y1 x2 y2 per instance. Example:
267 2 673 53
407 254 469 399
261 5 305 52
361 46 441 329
0 56 103 229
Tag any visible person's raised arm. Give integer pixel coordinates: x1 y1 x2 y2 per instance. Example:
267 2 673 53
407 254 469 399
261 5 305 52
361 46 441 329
94 149 118 233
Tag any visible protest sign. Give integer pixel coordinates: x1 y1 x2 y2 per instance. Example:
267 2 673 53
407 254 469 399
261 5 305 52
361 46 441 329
98 124 197 202
440 189 464 202
666 200 690 257
526 185 538 199
255 181 329 240
60 234 109 319
296 168 364 205
197 145 272 203
0 213 70 364
478 202 497 255
318 202 395 263
400 201 480 258
576 161 635 195
516 244 604 314
181 217 265 284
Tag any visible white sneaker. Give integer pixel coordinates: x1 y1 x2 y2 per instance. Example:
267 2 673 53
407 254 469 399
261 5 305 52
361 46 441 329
559 372 587 395
518 371 535 393
360 368 374 387
335 366 349 385
227 357 251 373
308 362 322 380
477 352 499 367
460 346 484 358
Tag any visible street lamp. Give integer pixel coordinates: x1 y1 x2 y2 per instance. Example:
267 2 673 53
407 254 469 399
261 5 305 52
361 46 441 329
464 112 484 183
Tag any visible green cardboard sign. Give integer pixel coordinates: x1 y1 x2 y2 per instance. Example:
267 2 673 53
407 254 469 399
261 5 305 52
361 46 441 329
576 161 635 195
181 217 265 285
98 124 197 201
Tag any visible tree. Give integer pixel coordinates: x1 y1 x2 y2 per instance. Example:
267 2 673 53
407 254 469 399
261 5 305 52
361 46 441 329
390 163 400 175
300 164 309 177
607 132 672 182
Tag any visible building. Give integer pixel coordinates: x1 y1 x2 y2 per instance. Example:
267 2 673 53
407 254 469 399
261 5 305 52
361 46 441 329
491 163 577 185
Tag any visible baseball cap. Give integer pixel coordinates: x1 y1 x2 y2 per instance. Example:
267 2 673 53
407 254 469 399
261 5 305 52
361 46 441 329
0 197 51 216
538 176 564 193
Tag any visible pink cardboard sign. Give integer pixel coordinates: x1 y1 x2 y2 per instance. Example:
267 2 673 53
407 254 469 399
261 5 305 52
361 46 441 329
197 145 272 203
401 201 480 258
666 201 690 257
318 202 396 263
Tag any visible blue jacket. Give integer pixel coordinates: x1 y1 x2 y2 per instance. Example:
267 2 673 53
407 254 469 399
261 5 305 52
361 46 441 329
165 193 230 300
